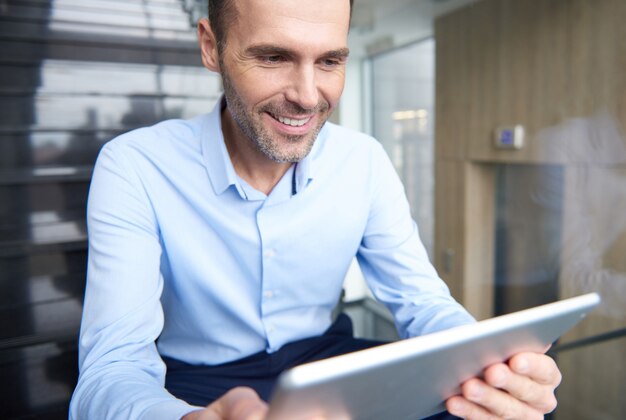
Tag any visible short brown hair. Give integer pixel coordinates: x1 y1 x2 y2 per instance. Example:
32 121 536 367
208 0 354 54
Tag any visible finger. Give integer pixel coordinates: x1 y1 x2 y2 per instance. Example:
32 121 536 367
458 377 544 420
484 363 558 414
211 387 269 420
224 387 269 420
508 352 562 387
446 395 500 420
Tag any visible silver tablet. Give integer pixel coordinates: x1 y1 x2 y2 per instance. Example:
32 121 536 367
266 293 600 420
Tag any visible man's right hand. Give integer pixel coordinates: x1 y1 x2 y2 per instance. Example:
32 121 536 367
182 387 268 420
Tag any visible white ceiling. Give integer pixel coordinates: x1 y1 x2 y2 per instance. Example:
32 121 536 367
349 0 479 57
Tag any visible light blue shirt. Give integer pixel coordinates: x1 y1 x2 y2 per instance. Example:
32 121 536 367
70 99 475 419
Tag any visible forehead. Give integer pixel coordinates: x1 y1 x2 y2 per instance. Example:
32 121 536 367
229 0 350 50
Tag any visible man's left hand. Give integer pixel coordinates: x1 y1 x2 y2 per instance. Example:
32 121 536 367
446 351 561 419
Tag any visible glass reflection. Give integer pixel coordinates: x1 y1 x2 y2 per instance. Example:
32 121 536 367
47 0 195 39
537 110 626 323
1 0 221 416
371 39 435 256
494 164 562 315
493 111 626 420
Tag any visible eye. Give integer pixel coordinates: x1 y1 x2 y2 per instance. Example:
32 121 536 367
261 55 284 64
320 57 346 69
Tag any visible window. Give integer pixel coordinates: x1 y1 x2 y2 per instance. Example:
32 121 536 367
369 39 435 256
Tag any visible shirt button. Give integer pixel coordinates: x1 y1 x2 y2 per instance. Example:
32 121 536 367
267 325 275 333
264 290 274 298
265 249 276 258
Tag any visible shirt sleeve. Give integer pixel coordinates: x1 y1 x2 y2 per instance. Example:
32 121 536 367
357 143 476 338
69 141 197 419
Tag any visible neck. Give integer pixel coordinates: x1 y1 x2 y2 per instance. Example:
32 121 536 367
221 108 292 196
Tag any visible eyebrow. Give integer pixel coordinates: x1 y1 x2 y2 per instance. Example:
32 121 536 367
245 44 350 60
325 48 351 60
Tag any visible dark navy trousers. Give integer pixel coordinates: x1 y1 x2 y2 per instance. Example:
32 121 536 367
164 314 459 419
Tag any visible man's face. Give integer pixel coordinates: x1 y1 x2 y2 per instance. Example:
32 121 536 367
217 0 350 163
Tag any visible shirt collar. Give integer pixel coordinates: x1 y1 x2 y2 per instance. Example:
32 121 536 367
201 98 240 196
201 96 323 197
294 123 326 194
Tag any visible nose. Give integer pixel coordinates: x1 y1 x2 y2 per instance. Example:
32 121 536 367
285 64 319 111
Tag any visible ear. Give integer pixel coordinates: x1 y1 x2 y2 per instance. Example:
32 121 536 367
197 18 221 72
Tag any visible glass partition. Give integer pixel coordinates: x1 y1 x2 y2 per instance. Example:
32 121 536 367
370 39 436 256
492 158 626 419
494 164 562 315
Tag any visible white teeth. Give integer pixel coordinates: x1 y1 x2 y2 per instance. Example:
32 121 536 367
277 115 310 127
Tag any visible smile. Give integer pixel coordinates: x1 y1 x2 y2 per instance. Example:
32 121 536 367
272 114 312 127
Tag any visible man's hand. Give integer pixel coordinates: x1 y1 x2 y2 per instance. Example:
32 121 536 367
182 387 268 420
446 351 561 420
180 351 561 420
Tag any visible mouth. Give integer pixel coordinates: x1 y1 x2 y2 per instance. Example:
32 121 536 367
269 113 313 127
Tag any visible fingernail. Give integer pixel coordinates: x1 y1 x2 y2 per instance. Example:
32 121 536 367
516 358 529 373
448 399 464 414
492 370 506 387
468 384 484 399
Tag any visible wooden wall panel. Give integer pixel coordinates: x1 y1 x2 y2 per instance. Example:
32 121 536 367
434 7 473 161
435 1 626 418
461 163 495 320
464 1 500 163
436 0 626 164
434 160 465 300
434 160 495 320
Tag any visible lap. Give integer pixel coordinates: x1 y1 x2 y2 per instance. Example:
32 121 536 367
164 313 384 405
164 313 459 419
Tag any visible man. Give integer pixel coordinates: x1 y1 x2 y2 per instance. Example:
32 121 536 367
70 0 561 419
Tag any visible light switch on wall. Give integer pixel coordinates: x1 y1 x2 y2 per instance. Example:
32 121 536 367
494 125 524 149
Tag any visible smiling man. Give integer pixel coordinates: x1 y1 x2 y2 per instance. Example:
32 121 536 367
69 0 561 419
207 0 350 194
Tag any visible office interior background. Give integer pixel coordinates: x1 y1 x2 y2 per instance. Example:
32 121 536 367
0 0 624 418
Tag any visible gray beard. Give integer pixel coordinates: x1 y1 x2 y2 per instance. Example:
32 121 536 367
220 69 328 163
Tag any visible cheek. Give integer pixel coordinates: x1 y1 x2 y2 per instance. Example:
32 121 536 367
242 71 289 106
320 72 346 107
